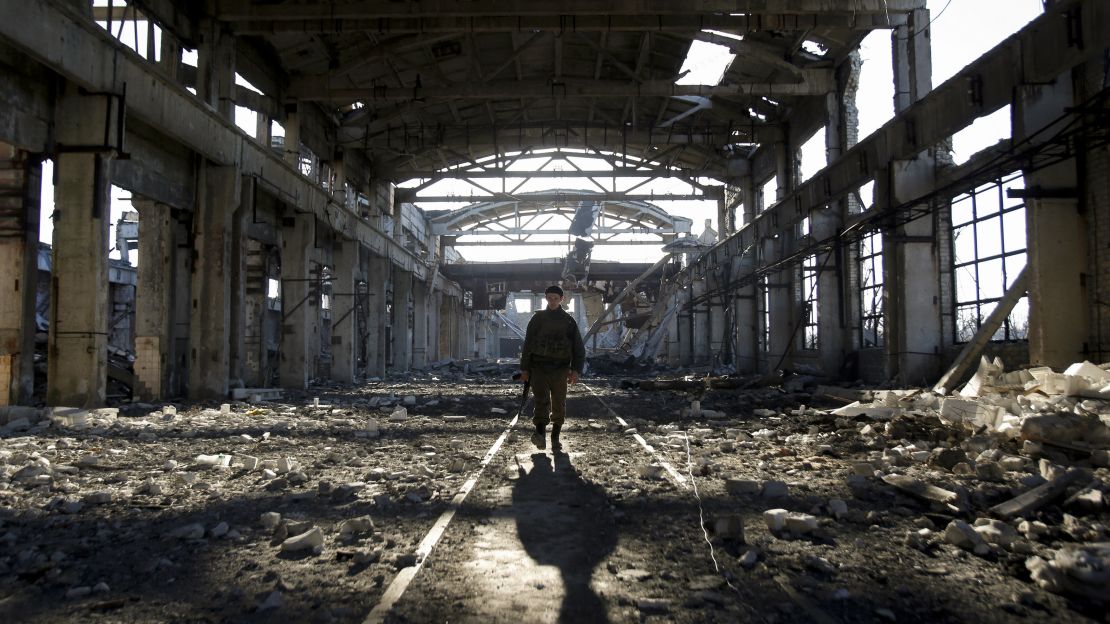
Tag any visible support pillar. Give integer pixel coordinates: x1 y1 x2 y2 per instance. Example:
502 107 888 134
228 176 253 386
330 238 359 382
47 87 112 407
282 104 300 167
133 198 177 400
885 6 942 384
0 145 40 405
279 214 316 389
392 268 413 370
197 19 235 120
241 238 267 387
412 279 429 368
188 165 240 400
365 253 389 377
1020 79 1084 367
691 274 710 363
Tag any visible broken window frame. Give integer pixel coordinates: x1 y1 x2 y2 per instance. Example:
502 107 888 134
800 255 819 350
951 173 1028 344
758 275 770 354
858 231 884 348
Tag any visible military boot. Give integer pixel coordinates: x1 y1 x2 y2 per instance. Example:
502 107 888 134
550 423 562 452
530 424 546 450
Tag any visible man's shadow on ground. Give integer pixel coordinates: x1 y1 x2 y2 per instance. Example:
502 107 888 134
512 451 617 624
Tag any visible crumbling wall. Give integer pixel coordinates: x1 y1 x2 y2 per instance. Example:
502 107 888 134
1083 56 1110 360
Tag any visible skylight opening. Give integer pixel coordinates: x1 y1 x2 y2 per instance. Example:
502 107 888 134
676 40 735 86
801 40 827 56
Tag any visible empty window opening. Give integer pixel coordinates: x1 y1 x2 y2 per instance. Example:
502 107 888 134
676 40 735 86
514 297 533 314
758 276 770 354
952 174 1028 343
800 255 819 350
760 177 777 211
94 1 162 61
950 106 1011 166
856 29 894 140
799 128 827 183
267 278 280 300
858 231 884 348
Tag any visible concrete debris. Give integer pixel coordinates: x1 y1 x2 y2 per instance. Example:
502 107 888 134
945 520 990 556
1027 544 1110 601
281 527 324 554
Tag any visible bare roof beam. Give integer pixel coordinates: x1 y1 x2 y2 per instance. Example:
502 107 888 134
293 73 834 101
227 13 907 35
217 1 924 20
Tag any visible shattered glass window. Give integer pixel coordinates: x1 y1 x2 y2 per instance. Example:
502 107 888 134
758 276 770 353
801 255 819 350
859 232 884 348
952 173 1028 343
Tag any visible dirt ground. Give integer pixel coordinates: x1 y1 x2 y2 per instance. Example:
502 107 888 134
0 371 1107 623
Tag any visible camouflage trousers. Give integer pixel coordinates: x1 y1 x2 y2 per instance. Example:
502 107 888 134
530 367 569 428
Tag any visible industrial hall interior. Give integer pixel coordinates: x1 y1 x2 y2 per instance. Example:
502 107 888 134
1 0 1109 622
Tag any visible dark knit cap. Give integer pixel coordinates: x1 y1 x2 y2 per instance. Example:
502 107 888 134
544 285 564 297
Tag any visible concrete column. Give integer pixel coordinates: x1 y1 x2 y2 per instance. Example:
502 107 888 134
0 145 40 405
1019 79 1084 367
133 198 176 400
283 104 300 167
412 279 429 368
197 19 235 120
392 268 413 370
365 253 389 377
228 176 253 386
241 238 267 387
740 175 757 226
158 31 182 83
709 299 726 362
691 275 710 363
279 214 316 389
812 91 849 376
47 87 113 407
330 238 359 382
733 287 758 373
188 165 240 400
884 7 941 385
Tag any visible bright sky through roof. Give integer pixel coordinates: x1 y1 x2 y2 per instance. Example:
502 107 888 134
675 40 735 86
41 1 1048 269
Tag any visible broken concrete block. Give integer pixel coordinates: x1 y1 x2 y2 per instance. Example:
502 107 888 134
1022 413 1110 445
195 454 231 468
275 457 296 473
761 480 789 498
973 518 1017 547
724 479 761 496
82 492 112 505
637 465 664 479
388 407 409 422
939 398 1004 429
209 522 230 538
828 499 848 519
975 461 1005 481
784 513 818 534
763 509 789 532
281 527 324 553
929 448 969 471
851 462 876 477
168 523 206 540
260 512 282 529
442 415 466 422
338 516 375 537
257 590 283 612
945 520 989 555
710 515 745 542
1064 486 1105 513
1091 450 1110 468
236 455 260 471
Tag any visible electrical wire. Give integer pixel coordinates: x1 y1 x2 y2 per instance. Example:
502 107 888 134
682 432 743 596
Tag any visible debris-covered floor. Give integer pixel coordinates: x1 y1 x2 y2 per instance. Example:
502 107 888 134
0 360 1108 623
